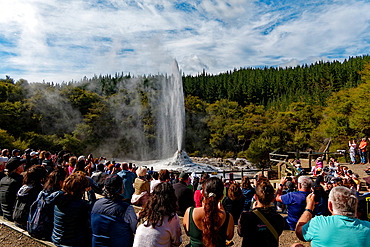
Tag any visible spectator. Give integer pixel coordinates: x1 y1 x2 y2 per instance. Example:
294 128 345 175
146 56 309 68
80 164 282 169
29 151 39 166
359 138 368 164
131 166 150 206
241 176 255 211
117 163 136 203
194 172 210 208
0 149 9 180
0 156 25 221
49 171 96 246
275 176 313 230
238 180 285 247
91 163 108 191
38 151 46 165
349 140 357 164
311 172 329 216
13 165 47 229
91 174 137 247
29 167 67 240
183 177 234 247
68 156 77 175
134 182 182 247
222 183 245 224
352 173 361 192
295 186 370 247
150 171 160 193
42 151 54 174
173 172 194 216
158 169 170 183
357 176 370 221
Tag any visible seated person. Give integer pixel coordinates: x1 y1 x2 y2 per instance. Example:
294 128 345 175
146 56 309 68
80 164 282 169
91 174 137 247
295 186 370 247
238 180 285 247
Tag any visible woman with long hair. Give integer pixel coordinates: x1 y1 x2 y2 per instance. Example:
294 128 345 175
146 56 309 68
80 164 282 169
28 167 67 240
133 182 182 247
183 177 234 247
222 183 245 224
194 172 210 207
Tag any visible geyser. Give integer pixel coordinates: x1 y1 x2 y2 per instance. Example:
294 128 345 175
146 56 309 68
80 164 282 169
156 60 185 159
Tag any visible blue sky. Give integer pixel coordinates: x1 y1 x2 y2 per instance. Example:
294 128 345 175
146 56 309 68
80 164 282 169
0 0 369 83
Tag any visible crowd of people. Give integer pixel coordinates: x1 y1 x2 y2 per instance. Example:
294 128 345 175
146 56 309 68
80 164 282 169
0 147 370 247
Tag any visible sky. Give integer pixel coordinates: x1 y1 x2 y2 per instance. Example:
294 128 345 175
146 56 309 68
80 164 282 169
0 0 369 83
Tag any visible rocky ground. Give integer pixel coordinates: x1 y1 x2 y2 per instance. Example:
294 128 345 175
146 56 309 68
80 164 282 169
0 224 48 247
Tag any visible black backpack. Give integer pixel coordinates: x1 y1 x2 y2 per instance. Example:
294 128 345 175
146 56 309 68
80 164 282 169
27 190 54 240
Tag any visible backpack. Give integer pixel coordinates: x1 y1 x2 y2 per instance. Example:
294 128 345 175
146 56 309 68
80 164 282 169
27 190 54 240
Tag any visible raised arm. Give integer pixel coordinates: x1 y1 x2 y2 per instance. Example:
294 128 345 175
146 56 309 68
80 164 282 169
275 177 288 202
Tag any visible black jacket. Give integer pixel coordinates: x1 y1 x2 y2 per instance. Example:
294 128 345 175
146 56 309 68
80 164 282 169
47 190 96 247
0 173 23 221
13 184 42 229
173 181 194 216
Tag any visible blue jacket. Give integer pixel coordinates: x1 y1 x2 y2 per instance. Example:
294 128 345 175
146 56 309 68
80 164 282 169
47 190 96 247
117 170 136 201
91 197 134 247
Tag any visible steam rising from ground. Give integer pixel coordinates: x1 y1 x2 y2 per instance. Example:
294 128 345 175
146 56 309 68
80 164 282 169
84 60 185 160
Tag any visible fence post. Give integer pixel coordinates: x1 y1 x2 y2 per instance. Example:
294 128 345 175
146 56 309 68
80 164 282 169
309 150 312 171
241 169 243 179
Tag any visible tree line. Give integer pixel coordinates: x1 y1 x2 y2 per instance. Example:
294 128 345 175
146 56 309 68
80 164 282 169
0 55 369 167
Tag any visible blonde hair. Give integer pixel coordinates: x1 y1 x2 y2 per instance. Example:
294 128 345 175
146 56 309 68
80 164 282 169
136 166 147 177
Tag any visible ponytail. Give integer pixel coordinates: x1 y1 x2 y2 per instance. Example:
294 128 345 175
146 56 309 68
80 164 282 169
202 177 224 247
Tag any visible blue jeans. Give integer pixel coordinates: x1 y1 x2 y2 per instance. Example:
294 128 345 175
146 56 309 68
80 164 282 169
350 154 356 163
360 151 366 163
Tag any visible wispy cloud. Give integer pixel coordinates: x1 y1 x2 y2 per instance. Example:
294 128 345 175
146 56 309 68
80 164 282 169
0 0 369 82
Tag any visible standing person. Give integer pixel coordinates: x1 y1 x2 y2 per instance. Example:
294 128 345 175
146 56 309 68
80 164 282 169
238 180 285 247
91 174 137 247
0 149 9 180
49 171 96 247
183 177 234 247
275 176 313 230
150 172 160 193
133 182 182 247
295 186 370 247
349 140 357 164
173 172 194 216
222 183 245 224
0 157 25 221
117 163 136 203
194 173 210 208
67 156 77 175
13 165 47 229
131 166 150 206
91 163 108 191
359 138 368 164
158 169 171 183
241 176 255 211
42 151 54 174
